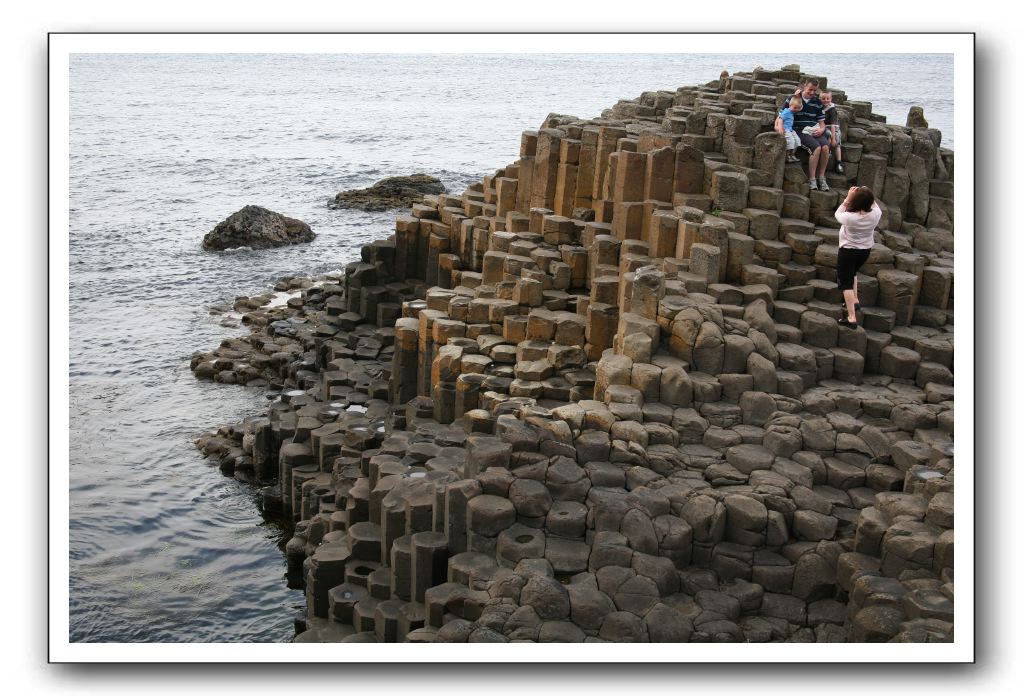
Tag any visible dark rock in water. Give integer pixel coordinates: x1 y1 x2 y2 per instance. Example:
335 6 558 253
202 205 315 251
906 106 929 129
330 174 446 211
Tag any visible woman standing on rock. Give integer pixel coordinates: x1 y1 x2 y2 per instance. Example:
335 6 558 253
834 186 882 329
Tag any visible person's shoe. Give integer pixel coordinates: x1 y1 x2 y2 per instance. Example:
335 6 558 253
836 162 845 174
818 178 830 192
808 179 818 191
786 155 799 163
837 316 859 329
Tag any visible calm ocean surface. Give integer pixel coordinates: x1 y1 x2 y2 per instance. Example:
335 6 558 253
67 53 953 642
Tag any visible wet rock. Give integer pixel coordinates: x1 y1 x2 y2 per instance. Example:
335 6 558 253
568 583 617 631
496 524 546 567
793 510 838 541
851 604 905 642
503 605 541 640
695 589 741 621
906 106 929 128
331 174 446 211
467 495 517 537
620 508 659 554
726 444 775 475
612 574 660 616
791 552 837 601
508 479 554 518
589 530 635 570
645 602 694 642
537 620 587 643
759 592 807 626
202 205 314 251
544 537 590 574
520 574 571 620
598 611 649 642
546 500 588 538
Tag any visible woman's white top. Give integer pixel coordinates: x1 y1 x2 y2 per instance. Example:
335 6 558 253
835 202 882 249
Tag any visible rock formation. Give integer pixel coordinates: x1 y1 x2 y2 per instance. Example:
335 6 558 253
194 65 955 644
331 174 447 211
201 205 315 251
906 106 929 129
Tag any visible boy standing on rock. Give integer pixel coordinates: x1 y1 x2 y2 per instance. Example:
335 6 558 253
821 90 845 174
783 77 830 191
775 95 803 163
773 94 806 162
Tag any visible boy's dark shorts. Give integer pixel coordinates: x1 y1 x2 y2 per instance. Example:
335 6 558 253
837 246 872 290
799 131 829 151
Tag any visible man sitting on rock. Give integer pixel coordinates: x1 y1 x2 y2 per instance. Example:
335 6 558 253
783 77 830 191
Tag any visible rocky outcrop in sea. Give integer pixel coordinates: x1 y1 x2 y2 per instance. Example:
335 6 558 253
201 205 315 251
330 174 447 211
193 65 955 644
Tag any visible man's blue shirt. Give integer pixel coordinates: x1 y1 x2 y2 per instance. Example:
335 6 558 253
784 94 825 130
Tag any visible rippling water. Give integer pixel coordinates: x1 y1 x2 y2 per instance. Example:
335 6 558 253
67 52 953 642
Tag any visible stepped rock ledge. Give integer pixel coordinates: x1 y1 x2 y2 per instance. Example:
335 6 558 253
192 65 955 645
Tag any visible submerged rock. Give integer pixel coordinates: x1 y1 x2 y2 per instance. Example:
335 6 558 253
330 174 446 211
201 205 315 251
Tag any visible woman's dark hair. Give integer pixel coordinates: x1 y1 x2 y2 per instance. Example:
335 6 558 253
847 186 875 213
